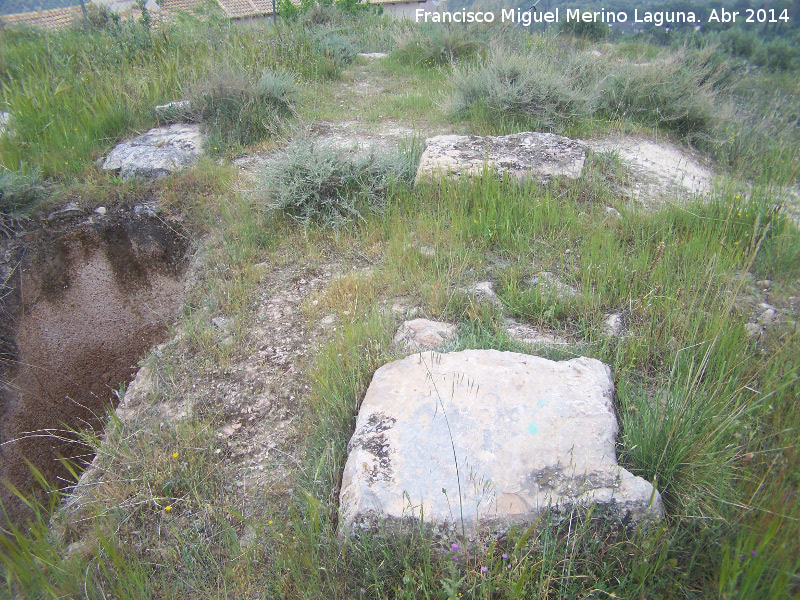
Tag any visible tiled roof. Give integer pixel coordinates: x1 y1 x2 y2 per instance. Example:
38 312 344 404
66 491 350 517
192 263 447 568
216 0 277 18
160 0 205 12
0 5 83 30
0 0 419 29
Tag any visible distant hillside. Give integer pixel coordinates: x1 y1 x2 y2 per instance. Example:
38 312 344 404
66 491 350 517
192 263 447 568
1 0 84 16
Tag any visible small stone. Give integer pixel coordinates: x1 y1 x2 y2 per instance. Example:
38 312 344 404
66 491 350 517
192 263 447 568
756 280 772 289
418 246 435 256
133 204 157 217
757 309 777 325
358 52 388 59
94 206 107 215
212 316 228 329
605 206 621 217
745 323 763 338
320 315 335 325
47 202 84 222
394 318 456 352
531 272 577 299
603 313 625 337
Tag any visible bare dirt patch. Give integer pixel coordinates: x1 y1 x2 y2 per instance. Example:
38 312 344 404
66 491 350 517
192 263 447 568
583 136 713 203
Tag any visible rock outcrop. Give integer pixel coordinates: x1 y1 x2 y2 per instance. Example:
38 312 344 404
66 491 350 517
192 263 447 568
415 132 586 184
340 350 662 540
102 124 203 179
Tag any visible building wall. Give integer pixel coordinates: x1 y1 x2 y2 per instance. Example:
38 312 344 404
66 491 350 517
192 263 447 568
380 0 441 20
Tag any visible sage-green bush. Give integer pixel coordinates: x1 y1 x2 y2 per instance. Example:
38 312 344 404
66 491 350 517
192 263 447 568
255 136 420 227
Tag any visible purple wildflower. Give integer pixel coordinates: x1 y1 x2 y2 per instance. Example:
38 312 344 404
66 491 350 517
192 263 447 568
480 566 488 573
451 543 459 552
751 550 757 557
501 553 508 560
452 555 458 562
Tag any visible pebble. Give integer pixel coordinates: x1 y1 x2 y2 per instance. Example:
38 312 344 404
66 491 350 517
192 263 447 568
757 309 777 325
745 323 763 338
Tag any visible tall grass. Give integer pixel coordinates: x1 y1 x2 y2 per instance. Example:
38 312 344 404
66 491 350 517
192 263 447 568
0 8 390 185
448 42 800 183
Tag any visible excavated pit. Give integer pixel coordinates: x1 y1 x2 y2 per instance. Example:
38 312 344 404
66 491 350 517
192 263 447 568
0 214 189 524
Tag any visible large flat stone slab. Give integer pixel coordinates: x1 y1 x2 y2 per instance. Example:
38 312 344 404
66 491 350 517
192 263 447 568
340 350 662 539
414 132 585 184
102 124 203 180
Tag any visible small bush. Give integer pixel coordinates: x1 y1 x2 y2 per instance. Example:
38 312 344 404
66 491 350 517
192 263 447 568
393 23 484 67
254 136 420 227
559 16 608 42
754 38 798 72
85 4 122 30
0 167 45 214
447 50 594 129
598 51 723 141
185 67 297 152
718 27 757 59
313 29 359 65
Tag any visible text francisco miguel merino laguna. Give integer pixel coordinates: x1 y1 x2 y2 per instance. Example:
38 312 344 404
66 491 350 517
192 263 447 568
415 6 791 27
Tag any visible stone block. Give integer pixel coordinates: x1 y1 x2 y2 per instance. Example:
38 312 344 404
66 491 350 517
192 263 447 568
102 124 203 180
340 350 662 540
415 132 585 184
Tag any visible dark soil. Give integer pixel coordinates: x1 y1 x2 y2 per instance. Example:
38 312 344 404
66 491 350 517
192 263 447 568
0 212 190 525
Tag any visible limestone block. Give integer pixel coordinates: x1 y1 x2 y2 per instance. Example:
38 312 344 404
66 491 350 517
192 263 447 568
394 318 456 352
102 124 203 180
340 350 662 539
415 132 585 184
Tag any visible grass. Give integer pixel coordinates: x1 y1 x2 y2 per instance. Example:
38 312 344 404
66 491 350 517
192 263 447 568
1 8 800 600
446 40 800 183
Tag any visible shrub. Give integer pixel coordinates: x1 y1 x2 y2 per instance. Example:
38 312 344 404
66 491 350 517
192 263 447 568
85 4 122 30
559 16 608 42
754 38 798 71
598 51 723 142
313 29 359 65
447 50 594 129
185 67 297 152
0 167 45 215
393 23 484 67
254 136 420 227
718 27 758 59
